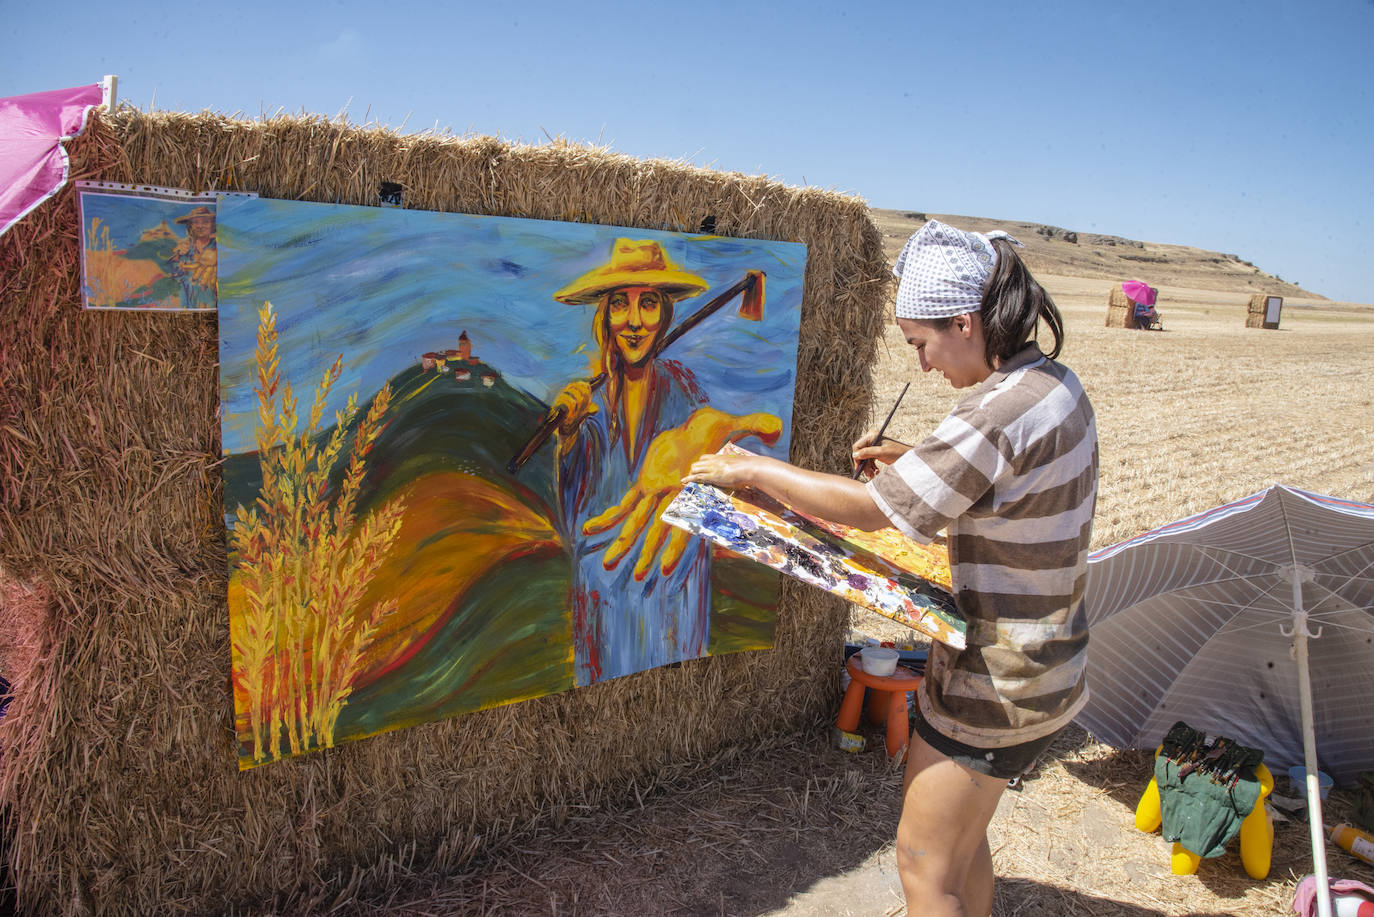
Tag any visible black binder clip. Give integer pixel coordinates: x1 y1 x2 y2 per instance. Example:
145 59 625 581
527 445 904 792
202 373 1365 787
379 182 403 208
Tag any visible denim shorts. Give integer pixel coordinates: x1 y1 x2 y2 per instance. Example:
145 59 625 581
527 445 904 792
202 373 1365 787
911 707 1062 781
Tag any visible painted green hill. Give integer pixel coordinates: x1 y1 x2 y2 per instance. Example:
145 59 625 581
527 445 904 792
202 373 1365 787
222 359 558 530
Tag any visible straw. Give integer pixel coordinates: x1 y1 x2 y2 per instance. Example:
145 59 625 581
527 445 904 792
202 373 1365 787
0 106 890 914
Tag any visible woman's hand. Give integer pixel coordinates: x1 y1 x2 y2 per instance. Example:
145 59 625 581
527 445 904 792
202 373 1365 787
851 429 910 478
682 451 759 489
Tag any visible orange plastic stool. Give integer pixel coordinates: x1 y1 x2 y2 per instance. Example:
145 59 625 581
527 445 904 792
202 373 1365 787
836 654 923 760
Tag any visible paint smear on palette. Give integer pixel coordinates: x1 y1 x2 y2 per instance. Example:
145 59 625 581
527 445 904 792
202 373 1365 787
661 446 965 648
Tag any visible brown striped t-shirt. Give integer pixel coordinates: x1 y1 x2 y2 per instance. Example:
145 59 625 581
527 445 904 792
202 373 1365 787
867 344 1099 748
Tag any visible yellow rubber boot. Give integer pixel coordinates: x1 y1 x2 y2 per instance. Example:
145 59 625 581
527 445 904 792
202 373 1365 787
1135 776 1163 833
1135 745 1165 833
1170 842 1202 875
1239 763 1274 879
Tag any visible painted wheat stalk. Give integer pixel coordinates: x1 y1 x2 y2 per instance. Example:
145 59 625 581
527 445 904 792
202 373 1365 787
230 301 405 764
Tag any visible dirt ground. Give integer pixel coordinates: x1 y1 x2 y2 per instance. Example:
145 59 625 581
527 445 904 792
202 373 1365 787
337 718 1374 916
333 225 1374 916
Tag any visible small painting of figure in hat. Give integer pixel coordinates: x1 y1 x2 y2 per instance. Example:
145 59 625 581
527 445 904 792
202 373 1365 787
548 238 782 685
167 205 218 310
77 186 222 311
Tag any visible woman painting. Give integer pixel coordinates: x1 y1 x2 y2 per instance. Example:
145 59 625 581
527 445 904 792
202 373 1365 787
684 220 1098 916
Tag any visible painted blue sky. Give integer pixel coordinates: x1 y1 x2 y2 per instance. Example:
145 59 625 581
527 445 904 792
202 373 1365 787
215 198 806 456
5 0 1373 303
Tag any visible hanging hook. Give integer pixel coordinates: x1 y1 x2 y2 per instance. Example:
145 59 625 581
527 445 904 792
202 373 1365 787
1280 612 1323 640
1278 564 1322 639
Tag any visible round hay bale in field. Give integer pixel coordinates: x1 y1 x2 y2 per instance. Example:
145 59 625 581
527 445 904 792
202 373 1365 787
0 108 890 915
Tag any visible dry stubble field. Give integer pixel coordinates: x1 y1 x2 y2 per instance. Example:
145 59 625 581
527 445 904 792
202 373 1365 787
860 277 1374 548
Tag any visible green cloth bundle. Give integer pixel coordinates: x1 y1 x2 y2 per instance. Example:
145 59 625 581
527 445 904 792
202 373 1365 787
1154 721 1264 859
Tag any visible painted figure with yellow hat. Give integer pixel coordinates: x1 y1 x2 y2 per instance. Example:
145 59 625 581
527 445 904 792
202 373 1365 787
550 238 781 686
167 205 217 309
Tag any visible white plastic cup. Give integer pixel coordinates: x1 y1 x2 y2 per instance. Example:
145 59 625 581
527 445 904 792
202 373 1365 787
860 647 899 676
1289 765 1334 799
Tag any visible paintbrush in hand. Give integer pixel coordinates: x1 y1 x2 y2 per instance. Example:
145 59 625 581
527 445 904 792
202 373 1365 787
852 381 910 480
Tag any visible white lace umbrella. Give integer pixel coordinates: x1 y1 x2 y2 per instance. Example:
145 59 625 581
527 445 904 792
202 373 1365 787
1077 485 1374 917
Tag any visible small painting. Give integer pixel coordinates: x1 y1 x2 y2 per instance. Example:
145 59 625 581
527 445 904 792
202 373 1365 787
661 445 965 648
77 182 250 311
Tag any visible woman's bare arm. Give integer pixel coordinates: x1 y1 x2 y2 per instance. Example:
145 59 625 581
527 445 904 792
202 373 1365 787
682 451 892 531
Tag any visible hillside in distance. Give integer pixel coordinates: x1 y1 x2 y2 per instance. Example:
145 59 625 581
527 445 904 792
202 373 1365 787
869 208 1322 300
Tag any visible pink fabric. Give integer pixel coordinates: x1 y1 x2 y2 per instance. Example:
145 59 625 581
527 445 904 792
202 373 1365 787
1293 874 1374 916
0 83 104 238
1121 280 1156 306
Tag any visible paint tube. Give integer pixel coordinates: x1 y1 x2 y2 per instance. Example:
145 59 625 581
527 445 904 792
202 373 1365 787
1330 823 1374 866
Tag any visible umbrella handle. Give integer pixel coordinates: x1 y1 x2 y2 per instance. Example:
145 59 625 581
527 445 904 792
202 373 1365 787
1279 564 1322 639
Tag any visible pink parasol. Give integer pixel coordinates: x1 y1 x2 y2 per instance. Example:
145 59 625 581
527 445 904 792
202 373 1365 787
1121 280 1157 306
0 82 105 239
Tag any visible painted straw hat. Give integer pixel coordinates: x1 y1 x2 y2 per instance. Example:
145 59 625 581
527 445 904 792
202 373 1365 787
554 238 708 305
174 205 215 224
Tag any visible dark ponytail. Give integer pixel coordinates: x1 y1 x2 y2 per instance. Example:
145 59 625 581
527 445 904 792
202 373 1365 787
978 238 1063 363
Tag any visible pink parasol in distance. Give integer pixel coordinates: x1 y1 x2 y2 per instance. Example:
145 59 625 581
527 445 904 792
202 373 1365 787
1121 280 1157 306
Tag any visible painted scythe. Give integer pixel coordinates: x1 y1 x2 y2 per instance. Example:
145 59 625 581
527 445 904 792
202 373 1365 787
507 270 766 474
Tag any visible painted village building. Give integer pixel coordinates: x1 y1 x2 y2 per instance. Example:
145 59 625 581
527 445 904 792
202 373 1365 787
418 331 500 387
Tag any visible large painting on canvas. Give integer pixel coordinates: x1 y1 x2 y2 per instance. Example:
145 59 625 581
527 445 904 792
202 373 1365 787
216 197 806 767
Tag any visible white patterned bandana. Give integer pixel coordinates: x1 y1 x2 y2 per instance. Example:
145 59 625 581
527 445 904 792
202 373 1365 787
892 220 1023 319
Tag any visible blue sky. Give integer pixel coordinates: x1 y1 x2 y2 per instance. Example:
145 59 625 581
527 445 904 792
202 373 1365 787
5 0 1373 303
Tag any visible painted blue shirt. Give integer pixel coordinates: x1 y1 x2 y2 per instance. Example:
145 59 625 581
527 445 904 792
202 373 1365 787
167 237 216 310
557 360 712 686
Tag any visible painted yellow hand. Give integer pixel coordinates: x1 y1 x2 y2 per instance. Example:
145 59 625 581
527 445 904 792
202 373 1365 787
583 407 782 579
551 380 598 435
192 247 218 288
550 380 599 456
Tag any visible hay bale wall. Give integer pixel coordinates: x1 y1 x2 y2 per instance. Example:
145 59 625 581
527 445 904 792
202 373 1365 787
1247 292 1282 329
0 109 890 915
1105 286 1133 328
